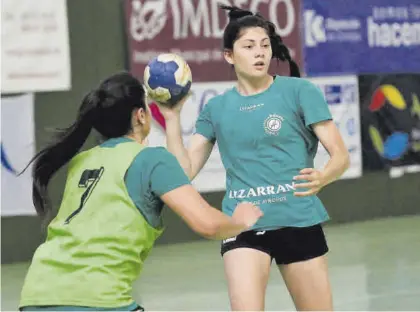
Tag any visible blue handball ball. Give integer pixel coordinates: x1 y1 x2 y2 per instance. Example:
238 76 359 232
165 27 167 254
143 53 192 107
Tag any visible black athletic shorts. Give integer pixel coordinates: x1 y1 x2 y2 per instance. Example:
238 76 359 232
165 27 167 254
220 224 329 265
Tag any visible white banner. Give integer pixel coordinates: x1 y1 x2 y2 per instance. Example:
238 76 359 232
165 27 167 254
1 93 36 216
1 0 71 93
148 82 235 192
308 75 363 179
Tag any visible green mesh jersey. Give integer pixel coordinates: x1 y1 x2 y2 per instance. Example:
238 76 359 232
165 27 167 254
19 139 188 309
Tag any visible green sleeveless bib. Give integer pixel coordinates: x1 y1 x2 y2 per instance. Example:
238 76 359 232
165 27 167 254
20 141 163 308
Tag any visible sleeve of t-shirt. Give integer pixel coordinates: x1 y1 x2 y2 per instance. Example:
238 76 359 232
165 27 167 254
298 80 332 127
148 148 191 196
194 99 216 143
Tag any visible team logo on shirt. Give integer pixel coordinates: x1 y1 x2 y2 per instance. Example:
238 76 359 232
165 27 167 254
264 114 284 135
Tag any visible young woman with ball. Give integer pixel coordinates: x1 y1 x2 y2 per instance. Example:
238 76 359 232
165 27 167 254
18 72 263 311
156 5 350 311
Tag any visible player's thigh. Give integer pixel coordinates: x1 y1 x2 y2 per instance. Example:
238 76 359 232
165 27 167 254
279 255 333 311
272 224 332 311
223 247 272 311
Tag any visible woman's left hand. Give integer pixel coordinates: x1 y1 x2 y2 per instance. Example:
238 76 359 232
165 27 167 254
293 168 327 197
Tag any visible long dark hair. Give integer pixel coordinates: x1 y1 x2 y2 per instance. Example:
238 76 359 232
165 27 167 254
220 5 300 78
27 72 146 221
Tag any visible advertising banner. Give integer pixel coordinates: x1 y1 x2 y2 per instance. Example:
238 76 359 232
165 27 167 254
303 0 420 75
125 0 302 82
359 74 420 177
1 94 36 216
1 0 71 93
308 75 362 179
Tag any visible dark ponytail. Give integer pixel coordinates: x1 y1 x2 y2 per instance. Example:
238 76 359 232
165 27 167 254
266 22 301 77
221 5 301 78
220 5 253 20
26 72 146 222
30 91 99 220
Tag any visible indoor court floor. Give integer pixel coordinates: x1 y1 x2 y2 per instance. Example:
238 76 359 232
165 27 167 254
2 215 420 311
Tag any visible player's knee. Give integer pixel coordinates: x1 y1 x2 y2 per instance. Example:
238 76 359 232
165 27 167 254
229 293 265 311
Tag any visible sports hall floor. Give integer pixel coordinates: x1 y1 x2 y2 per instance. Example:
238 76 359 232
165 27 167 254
2 215 420 311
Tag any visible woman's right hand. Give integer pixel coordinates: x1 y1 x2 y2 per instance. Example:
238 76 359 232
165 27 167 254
232 202 263 229
155 91 192 120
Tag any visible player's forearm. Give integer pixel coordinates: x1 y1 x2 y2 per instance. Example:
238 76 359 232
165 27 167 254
322 150 350 186
212 222 246 240
205 209 246 240
165 115 193 178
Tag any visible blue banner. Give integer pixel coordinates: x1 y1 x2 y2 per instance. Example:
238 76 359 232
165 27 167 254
303 0 420 75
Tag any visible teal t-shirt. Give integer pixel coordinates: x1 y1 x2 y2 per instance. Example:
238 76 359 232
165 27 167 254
101 137 190 229
195 76 332 230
